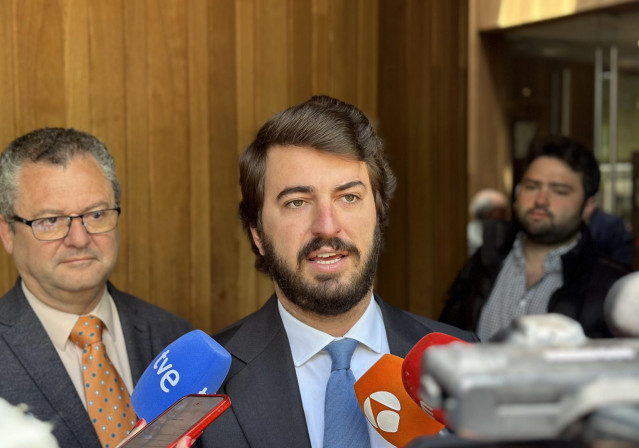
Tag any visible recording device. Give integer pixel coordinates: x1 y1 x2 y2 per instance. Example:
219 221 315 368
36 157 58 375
131 330 232 422
419 314 639 444
120 394 230 448
353 354 444 446
402 332 467 425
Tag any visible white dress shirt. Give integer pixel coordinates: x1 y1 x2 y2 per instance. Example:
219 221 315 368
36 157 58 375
278 294 395 448
23 281 134 408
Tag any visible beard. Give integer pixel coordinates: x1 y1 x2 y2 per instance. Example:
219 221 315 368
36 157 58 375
258 225 382 316
516 206 582 245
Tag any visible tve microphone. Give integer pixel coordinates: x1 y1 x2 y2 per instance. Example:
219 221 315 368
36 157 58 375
401 333 466 425
354 354 444 446
131 330 232 422
604 272 639 337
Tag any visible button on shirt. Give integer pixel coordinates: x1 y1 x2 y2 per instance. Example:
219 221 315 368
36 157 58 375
477 233 579 341
278 295 394 448
23 282 135 406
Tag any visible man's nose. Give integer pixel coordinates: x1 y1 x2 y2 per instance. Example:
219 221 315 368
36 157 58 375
310 202 342 237
534 188 550 206
63 217 91 247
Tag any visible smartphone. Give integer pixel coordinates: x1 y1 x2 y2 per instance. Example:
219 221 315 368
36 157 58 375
120 394 231 448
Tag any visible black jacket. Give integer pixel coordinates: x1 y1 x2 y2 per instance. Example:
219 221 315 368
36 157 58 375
439 223 629 338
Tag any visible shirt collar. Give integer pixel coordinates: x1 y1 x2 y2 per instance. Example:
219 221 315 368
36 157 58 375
278 293 386 367
22 281 115 351
514 231 580 271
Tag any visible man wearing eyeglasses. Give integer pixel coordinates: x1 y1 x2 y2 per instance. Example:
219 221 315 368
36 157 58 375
0 128 193 448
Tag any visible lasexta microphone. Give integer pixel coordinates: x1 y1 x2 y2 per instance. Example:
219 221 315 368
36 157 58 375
354 354 444 447
131 330 232 422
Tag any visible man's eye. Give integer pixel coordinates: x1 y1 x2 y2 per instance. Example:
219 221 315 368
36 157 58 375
287 199 305 208
86 211 104 221
342 194 358 203
45 217 61 225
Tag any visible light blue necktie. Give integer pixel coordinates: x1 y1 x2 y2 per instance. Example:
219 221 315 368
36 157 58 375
323 338 371 448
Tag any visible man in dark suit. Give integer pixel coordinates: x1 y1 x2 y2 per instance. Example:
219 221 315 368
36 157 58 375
200 96 477 448
0 128 192 448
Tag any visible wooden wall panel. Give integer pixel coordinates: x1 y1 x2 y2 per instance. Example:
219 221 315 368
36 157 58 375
0 0 467 332
208 0 242 332
123 0 151 302
377 0 468 319
0 1 17 289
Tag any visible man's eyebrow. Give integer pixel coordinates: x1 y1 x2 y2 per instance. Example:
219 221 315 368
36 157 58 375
522 178 574 190
276 186 314 201
335 180 366 192
548 182 574 190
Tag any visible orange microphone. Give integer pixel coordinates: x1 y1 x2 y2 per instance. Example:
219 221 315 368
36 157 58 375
354 354 444 447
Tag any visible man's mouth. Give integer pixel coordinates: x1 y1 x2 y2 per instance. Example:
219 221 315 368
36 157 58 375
528 208 551 219
310 252 346 265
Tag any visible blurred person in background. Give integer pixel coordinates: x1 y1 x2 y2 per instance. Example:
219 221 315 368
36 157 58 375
441 136 628 340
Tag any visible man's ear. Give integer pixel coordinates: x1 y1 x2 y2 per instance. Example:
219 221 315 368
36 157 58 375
250 226 265 256
0 216 15 255
582 196 597 223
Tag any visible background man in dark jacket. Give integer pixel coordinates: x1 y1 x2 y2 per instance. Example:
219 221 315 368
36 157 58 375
440 136 628 340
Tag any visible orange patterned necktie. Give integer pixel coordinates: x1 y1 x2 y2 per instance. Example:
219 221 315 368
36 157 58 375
69 315 136 448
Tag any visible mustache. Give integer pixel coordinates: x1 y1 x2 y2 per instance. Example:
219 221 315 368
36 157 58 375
526 206 553 218
297 237 360 265
56 250 99 262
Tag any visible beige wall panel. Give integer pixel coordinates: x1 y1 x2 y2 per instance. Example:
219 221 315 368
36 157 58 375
475 0 637 31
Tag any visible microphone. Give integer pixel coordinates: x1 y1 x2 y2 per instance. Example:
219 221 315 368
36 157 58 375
354 354 444 447
401 333 467 425
604 272 639 337
131 330 232 422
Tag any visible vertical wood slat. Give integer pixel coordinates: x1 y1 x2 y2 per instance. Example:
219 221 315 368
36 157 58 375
187 0 211 331
87 0 128 288
0 0 466 332
146 1 190 316
123 0 151 301
0 1 17 288
208 0 242 330
377 0 468 319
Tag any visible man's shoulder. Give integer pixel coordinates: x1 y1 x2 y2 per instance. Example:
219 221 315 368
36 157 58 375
213 295 280 348
0 280 30 326
108 283 193 329
377 296 479 343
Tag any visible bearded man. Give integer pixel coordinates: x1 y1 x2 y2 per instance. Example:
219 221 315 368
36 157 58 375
199 96 477 448
440 136 629 341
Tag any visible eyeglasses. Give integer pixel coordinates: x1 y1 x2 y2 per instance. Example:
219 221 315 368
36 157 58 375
12 208 121 241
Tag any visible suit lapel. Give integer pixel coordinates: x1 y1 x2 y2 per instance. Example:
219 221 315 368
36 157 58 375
377 294 425 358
1 285 101 447
110 285 152 383
223 296 311 447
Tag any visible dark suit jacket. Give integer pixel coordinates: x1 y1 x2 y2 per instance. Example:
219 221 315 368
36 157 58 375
200 293 478 448
0 279 193 448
